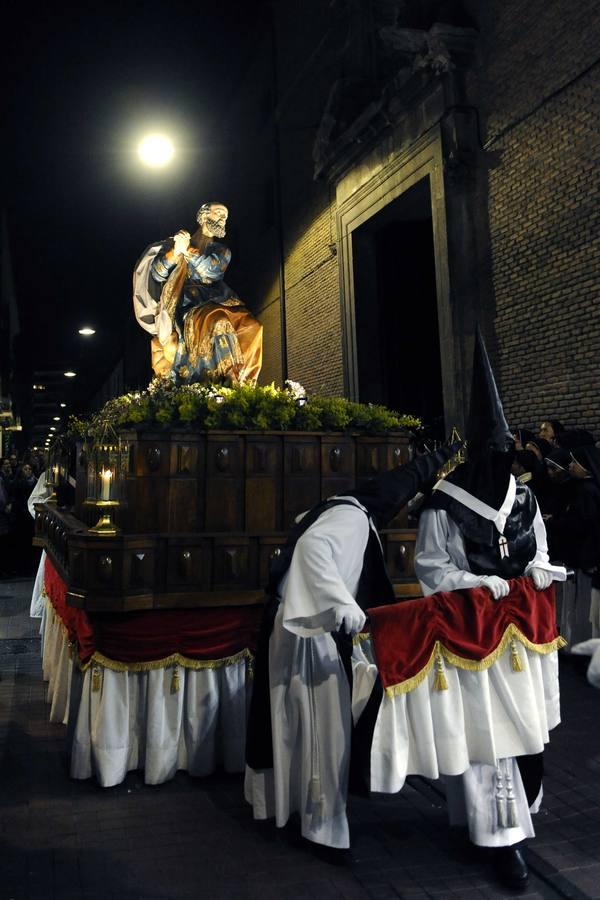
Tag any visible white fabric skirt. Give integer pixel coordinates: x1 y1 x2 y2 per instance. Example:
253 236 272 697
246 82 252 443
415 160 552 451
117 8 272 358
70 659 252 787
41 602 73 725
370 647 560 793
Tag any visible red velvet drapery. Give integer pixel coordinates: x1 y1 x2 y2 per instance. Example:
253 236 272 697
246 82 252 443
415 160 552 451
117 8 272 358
368 576 562 692
44 557 263 669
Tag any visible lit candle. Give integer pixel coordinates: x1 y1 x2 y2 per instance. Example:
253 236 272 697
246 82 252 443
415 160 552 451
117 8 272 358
100 468 113 501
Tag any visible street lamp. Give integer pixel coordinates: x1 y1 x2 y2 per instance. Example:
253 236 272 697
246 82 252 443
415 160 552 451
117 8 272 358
64 371 76 378
78 327 96 336
138 133 175 168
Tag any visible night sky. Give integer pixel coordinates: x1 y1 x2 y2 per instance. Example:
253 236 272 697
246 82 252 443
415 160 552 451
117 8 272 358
4 1 265 415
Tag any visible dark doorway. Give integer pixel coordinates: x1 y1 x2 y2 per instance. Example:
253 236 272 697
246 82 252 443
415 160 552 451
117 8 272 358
352 177 444 435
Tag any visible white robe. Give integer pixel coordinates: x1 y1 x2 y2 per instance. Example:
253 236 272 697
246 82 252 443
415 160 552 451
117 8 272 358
28 474 52 621
414 480 566 847
245 499 378 849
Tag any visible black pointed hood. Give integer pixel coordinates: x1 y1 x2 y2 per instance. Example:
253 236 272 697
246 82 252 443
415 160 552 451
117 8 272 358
466 326 513 457
442 327 514 509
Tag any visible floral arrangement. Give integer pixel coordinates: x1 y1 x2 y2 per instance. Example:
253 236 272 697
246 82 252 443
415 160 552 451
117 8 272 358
67 378 421 440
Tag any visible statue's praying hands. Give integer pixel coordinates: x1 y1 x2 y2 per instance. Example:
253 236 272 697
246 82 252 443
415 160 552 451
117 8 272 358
172 230 191 257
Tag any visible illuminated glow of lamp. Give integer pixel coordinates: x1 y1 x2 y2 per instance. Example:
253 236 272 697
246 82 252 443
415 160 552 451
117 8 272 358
50 427 56 432
53 416 60 421
64 371 76 378
100 468 113 501
138 133 175 168
60 403 66 408
78 327 95 336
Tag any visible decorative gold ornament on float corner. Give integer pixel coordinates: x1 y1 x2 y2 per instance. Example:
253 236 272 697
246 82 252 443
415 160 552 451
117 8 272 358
84 434 128 536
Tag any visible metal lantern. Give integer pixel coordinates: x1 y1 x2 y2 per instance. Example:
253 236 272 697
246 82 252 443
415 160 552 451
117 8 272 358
85 436 128 536
45 439 69 504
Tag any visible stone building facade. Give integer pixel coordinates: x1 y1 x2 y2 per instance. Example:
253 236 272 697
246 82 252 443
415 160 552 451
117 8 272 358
227 0 599 437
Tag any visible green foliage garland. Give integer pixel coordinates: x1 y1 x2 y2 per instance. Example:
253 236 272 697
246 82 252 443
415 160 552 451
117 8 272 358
68 378 421 440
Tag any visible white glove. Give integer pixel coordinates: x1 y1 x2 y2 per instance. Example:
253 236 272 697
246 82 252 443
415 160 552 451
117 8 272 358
337 605 366 635
480 575 510 600
530 567 553 590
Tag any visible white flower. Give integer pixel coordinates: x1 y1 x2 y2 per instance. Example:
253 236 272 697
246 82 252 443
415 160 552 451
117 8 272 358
284 379 307 401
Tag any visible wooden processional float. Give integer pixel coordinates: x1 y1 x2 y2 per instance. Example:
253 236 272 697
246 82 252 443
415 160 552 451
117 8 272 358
35 429 419 612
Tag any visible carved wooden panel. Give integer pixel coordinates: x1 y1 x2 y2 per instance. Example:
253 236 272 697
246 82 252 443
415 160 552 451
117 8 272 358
124 549 155 591
283 437 320 529
205 436 244 532
168 479 199 533
245 436 282 532
258 537 287 589
134 440 171 477
321 476 354 502
121 477 169 533
95 554 116 589
166 541 211 590
384 530 417 581
356 438 390 476
212 537 257 590
321 436 355 478
171 443 198 476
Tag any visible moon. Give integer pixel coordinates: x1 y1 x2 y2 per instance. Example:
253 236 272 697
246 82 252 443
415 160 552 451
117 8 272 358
138 133 175 168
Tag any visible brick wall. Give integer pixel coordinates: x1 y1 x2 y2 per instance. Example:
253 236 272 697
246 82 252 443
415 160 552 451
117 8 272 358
283 198 344 396
232 0 600 427
473 0 600 434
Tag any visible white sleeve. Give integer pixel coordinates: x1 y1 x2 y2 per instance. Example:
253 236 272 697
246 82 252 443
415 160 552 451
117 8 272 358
281 505 370 637
27 474 53 519
415 508 487 597
524 500 567 581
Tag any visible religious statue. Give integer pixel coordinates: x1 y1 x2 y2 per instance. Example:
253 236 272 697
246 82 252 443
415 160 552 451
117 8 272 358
133 203 263 385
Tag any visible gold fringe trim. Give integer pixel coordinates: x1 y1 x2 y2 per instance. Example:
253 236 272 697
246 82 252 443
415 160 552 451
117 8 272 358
384 624 567 696
80 647 254 674
353 632 371 645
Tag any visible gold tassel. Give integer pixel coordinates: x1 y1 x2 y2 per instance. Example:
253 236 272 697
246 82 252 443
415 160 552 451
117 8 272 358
433 653 448 691
91 666 102 693
510 639 523 672
171 665 180 693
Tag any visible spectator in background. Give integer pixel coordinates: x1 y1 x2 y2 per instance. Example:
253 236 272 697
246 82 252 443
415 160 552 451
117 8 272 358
546 446 600 644
511 448 552 511
512 429 536 451
1 457 14 490
539 420 565 447
11 463 38 575
543 449 572 524
569 447 600 638
525 437 553 463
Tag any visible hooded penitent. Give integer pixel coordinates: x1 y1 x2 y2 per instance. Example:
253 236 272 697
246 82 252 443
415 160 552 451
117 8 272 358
427 327 539 579
246 442 462 770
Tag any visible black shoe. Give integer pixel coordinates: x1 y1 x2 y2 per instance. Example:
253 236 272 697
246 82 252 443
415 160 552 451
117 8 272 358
493 846 529 890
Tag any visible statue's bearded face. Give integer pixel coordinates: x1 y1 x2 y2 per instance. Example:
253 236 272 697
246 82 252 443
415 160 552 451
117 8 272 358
199 204 228 238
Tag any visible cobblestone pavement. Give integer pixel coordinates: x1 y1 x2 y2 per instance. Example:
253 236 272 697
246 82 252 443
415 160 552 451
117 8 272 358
1 578 599 900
